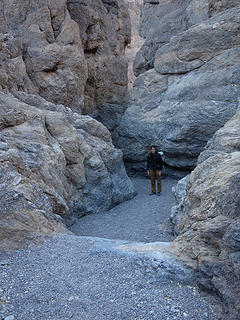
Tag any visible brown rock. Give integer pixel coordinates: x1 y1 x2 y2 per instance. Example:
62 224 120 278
0 0 130 120
125 0 144 90
0 91 135 251
67 0 131 121
0 1 135 251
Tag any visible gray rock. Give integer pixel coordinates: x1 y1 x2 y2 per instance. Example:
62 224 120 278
171 175 190 236
154 6 240 74
223 219 240 251
209 0 240 16
5 316 14 320
171 106 240 319
229 252 240 280
134 0 211 76
116 4 240 170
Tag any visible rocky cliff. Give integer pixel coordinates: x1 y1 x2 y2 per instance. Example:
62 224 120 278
0 0 130 124
1 2 240 319
170 105 240 320
0 0 135 251
116 0 240 173
125 0 144 91
116 1 240 317
67 0 131 131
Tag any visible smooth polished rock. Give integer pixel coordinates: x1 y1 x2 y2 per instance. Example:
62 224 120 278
116 3 240 171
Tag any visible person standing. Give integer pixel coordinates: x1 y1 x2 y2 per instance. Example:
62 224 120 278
147 145 163 195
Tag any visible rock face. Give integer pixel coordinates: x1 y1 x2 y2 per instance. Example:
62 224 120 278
125 0 144 90
170 106 240 320
115 0 240 172
67 0 131 131
0 0 130 119
170 175 190 236
0 90 135 251
0 0 135 251
0 0 88 113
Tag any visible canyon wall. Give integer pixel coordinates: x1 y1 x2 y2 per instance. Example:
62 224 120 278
171 106 240 320
0 0 135 251
0 0 130 124
115 0 240 173
125 0 144 91
67 0 131 131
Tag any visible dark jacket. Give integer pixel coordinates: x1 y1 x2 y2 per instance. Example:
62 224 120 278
147 152 163 171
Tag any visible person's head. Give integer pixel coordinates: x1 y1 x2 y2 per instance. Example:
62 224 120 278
150 145 157 154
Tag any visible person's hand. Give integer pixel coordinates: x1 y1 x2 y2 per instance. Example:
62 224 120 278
147 170 150 176
158 171 162 176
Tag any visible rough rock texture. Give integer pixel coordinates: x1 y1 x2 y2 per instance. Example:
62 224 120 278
1 0 88 113
125 0 144 90
0 0 135 251
0 0 130 119
170 175 190 236
115 0 240 172
0 90 135 251
170 106 240 320
67 0 131 131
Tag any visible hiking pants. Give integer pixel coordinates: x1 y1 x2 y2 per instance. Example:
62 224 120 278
150 170 162 193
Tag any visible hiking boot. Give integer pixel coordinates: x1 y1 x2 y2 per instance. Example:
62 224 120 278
149 192 156 195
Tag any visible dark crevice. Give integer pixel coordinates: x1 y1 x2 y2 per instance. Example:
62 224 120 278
86 77 95 88
42 62 59 73
101 0 119 14
86 24 95 35
84 47 98 55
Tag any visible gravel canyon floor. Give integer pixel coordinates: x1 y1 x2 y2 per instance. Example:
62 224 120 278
70 177 176 243
0 178 217 320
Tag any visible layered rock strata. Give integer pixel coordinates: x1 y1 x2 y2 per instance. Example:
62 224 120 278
116 0 240 172
171 106 240 320
0 0 135 251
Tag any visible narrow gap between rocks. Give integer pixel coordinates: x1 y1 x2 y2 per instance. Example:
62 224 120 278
70 176 178 243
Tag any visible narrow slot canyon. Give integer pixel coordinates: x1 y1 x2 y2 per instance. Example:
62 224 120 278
0 1 240 320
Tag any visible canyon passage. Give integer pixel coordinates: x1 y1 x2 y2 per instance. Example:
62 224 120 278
1 0 240 319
